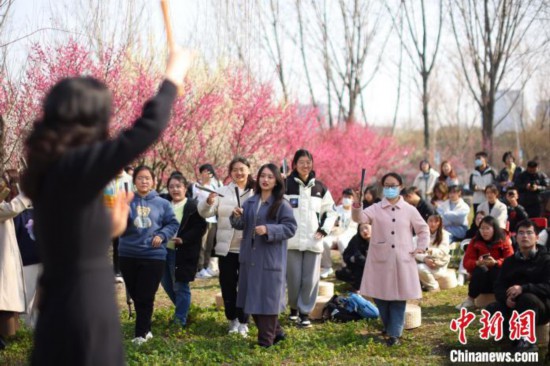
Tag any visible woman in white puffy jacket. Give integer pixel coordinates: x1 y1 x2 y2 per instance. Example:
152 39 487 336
198 157 254 337
284 149 337 327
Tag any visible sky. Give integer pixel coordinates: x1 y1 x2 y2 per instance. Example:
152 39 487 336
3 0 547 131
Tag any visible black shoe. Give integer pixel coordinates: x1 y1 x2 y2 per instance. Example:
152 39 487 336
298 314 312 328
274 332 286 345
386 337 401 347
514 339 538 353
0 336 6 351
289 308 299 322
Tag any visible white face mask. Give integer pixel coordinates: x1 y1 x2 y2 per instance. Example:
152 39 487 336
342 198 352 206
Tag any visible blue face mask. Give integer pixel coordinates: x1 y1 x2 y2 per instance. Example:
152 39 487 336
474 159 483 167
383 187 400 199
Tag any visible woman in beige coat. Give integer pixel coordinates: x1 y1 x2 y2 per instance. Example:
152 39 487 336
352 172 429 346
0 178 32 350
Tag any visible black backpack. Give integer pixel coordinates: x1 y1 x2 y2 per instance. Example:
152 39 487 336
322 295 363 322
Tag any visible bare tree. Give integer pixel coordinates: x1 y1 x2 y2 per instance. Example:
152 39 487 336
385 0 443 152
449 0 546 160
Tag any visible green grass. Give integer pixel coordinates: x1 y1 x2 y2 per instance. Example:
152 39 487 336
1 274 547 365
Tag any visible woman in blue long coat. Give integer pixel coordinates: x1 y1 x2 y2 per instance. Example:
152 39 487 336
231 163 297 347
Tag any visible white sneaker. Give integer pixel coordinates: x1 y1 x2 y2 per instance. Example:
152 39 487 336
145 331 153 340
237 323 248 338
455 298 475 310
320 268 334 279
228 319 240 334
115 275 124 284
206 268 219 277
131 336 147 345
196 268 213 279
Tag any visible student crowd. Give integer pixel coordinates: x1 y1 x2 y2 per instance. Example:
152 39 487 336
0 47 549 364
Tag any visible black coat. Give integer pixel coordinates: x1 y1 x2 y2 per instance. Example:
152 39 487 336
175 199 207 283
494 245 550 306
31 81 177 366
416 198 436 222
343 234 369 269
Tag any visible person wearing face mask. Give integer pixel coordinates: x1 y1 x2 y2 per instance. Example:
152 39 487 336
486 220 550 353
412 160 440 201
320 188 358 279
352 172 429 346
469 151 497 213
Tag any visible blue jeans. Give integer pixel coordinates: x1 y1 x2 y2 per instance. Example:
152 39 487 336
161 249 191 326
373 299 406 338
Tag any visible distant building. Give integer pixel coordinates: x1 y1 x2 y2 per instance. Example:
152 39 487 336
494 90 526 135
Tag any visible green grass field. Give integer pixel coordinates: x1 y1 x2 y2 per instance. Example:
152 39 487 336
0 266 546 365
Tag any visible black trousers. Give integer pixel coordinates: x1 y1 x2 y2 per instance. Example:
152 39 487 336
119 257 165 338
252 314 283 347
218 252 248 324
486 293 550 338
468 266 501 298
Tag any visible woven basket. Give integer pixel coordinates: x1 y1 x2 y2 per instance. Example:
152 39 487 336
474 293 496 309
310 295 332 320
215 292 223 310
404 304 421 330
318 281 335 297
536 323 549 345
437 269 458 290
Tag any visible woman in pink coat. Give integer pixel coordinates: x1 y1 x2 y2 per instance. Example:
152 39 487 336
352 172 429 346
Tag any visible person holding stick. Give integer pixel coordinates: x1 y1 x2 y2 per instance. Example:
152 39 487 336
285 149 337 327
230 163 297 347
352 172 429 346
23 45 193 365
198 156 255 336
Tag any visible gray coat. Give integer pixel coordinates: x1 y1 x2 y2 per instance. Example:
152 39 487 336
230 195 297 315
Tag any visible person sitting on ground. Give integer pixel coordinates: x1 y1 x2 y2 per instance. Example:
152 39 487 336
321 188 358 279
335 223 371 291
431 181 449 209
362 185 380 209
504 188 529 236
400 186 436 222
456 216 514 309
415 214 451 292
437 185 470 242
486 219 550 353
477 184 508 229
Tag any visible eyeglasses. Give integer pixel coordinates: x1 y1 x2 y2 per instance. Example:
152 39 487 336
517 231 536 236
383 185 400 189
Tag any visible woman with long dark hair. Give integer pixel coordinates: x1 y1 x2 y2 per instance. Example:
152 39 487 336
23 47 192 365
456 216 514 309
231 163 297 347
198 156 255 336
415 214 451 292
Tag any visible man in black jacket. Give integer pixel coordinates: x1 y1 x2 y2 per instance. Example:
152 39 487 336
400 186 435 222
514 161 549 218
487 220 550 353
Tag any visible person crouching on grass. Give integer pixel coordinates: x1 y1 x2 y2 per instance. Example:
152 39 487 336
230 163 297 348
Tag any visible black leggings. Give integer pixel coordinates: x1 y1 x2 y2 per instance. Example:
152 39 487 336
218 252 248 324
119 257 165 338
